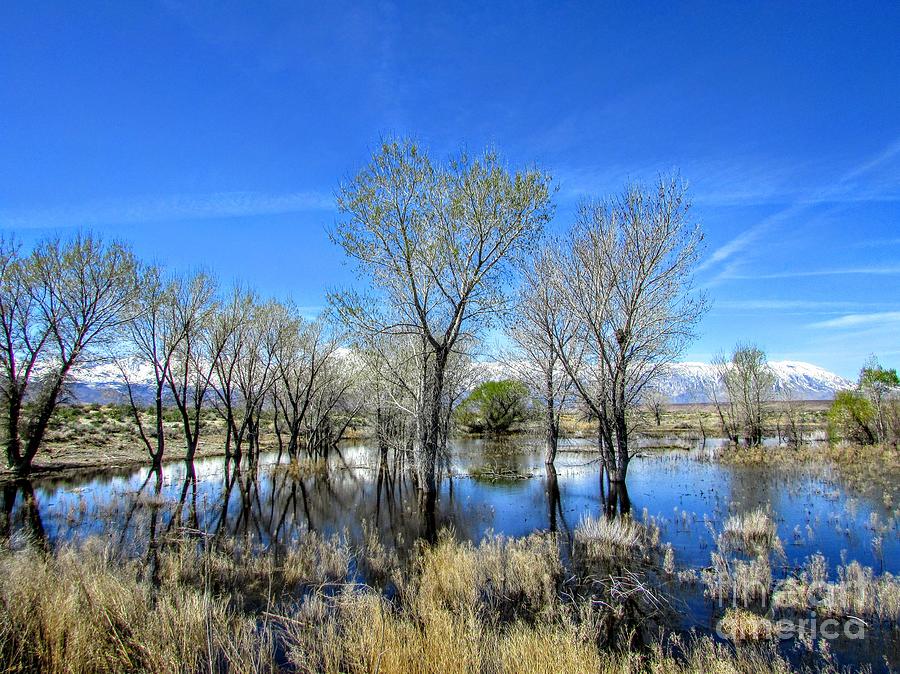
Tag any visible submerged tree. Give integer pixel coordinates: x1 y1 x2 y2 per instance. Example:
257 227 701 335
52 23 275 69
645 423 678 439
506 244 578 465
0 235 139 475
554 177 706 484
331 139 553 496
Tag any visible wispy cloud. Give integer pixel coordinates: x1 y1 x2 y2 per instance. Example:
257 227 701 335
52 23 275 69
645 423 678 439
0 190 334 230
810 311 900 329
724 266 900 281
714 299 874 311
698 136 900 279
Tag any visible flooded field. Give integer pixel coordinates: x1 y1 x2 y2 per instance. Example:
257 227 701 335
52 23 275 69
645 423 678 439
3 438 899 672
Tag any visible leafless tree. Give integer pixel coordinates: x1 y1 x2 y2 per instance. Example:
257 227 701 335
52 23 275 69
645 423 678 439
165 272 219 463
712 344 775 447
209 286 256 463
777 388 805 448
118 264 184 468
642 389 670 427
554 177 706 484
270 308 349 460
231 300 282 465
0 235 138 475
505 244 579 465
331 139 553 496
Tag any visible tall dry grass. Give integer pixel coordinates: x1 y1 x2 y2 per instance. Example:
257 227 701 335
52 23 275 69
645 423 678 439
0 529 846 674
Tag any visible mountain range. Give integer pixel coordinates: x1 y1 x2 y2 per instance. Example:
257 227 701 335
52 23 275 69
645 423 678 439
58 358 852 406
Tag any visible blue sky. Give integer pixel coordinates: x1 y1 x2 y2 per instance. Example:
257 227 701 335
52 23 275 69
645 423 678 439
1 1 898 378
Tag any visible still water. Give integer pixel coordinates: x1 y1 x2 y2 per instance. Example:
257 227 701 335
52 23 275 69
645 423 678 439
3 437 898 671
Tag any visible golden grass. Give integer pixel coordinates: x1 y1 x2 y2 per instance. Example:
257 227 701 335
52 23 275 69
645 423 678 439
773 555 900 622
0 530 846 674
703 552 772 606
717 608 775 642
271 457 329 479
719 507 779 554
575 514 660 562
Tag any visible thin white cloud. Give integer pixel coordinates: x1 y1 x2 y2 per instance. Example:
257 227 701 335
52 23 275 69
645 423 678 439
810 311 900 329
698 136 900 277
0 190 334 230
725 266 900 280
714 299 874 311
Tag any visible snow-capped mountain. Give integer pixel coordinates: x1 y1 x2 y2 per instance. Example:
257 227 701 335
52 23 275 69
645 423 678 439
56 357 851 405
651 360 852 404
60 360 159 405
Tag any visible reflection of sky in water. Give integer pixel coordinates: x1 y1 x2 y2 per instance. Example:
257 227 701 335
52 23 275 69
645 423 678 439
13 438 897 577
6 438 898 672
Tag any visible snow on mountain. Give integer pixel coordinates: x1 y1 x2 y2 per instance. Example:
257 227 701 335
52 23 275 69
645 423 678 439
60 360 158 405
650 360 852 404
56 357 851 405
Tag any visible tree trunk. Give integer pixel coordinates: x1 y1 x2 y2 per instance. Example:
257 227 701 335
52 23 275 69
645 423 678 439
420 348 447 496
544 394 558 465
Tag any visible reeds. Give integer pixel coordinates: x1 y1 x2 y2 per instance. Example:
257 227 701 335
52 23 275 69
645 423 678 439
0 530 848 674
719 507 779 554
774 554 900 621
717 608 775 641
574 514 660 562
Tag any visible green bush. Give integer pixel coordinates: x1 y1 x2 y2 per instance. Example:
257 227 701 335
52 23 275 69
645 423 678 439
828 390 875 444
455 380 531 434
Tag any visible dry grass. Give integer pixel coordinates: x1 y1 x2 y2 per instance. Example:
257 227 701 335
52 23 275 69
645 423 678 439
575 514 660 562
717 608 775 642
774 555 900 622
0 530 845 674
703 552 772 606
271 457 329 479
719 507 780 554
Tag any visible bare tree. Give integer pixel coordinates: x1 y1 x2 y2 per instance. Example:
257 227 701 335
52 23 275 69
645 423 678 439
165 273 219 463
0 235 138 475
331 139 553 496
712 344 775 447
642 389 670 427
119 264 184 469
554 177 706 484
777 388 805 448
231 300 282 466
270 308 346 460
505 244 578 465
209 286 256 463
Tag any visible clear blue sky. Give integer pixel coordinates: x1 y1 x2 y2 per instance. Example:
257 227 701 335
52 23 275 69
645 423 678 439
1 1 898 378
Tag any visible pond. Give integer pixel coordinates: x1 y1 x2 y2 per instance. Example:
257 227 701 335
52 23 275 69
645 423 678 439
3 437 898 672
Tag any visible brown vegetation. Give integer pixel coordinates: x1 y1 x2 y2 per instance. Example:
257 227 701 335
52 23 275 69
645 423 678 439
0 528 841 674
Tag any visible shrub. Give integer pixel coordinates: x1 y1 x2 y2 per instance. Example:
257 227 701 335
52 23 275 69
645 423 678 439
455 380 531 434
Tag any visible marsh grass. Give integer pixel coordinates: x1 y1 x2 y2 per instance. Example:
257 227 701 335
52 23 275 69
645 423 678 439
718 608 775 642
0 527 840 674
271 457 329 480
719 507 780 555
703 552 772 606
575 514 661 563
773 554 900 622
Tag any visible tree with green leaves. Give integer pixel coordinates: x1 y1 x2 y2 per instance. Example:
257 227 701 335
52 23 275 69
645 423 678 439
828 390 876 445
330 139 553 496
455 379 531 434
859 358 899 444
